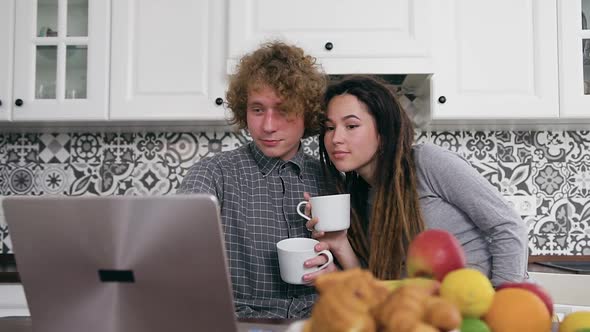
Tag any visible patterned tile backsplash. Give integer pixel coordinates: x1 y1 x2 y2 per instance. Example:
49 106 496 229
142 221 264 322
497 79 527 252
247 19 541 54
1 130 590 256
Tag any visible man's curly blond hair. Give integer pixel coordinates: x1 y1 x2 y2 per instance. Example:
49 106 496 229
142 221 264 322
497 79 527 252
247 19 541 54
226 41 327 138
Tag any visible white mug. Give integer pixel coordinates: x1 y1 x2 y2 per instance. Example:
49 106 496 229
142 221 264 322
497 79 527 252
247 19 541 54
276 238 333 285
296 194 350 232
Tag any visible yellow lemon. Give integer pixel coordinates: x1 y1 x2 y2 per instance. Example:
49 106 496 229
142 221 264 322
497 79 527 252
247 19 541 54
559 311 590 332
439 268 494 318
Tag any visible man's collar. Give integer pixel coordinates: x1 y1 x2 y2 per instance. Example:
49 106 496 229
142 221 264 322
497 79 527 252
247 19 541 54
249 141 305 177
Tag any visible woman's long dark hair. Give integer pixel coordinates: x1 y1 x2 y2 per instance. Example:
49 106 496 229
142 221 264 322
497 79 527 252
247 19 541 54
319 75 425 280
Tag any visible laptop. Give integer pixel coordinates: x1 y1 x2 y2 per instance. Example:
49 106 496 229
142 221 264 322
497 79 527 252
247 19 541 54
1 194 246 332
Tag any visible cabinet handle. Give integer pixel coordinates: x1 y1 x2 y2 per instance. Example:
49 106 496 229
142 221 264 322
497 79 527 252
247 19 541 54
15 99 23 107
324 42 333 51
0 99 2 106
438 96 447 104
215 97 224 106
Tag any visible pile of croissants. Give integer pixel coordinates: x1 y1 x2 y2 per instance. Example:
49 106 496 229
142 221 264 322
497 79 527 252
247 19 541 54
304 269 462 332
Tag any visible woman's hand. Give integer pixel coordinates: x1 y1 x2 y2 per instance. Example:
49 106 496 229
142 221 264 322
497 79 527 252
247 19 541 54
303 193 353 258
302 192 361 272
302 242 340 284
306 217 349 252
302 192 313 229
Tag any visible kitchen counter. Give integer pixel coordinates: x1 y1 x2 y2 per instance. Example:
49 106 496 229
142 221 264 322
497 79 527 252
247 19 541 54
0 254 585 330
528 255 590 274
0 316 561 332
1 254 589 283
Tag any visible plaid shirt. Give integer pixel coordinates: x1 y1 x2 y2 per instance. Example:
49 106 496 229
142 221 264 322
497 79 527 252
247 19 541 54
177 141 335 319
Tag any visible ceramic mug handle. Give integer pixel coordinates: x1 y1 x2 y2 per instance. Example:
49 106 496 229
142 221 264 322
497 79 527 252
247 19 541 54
296 201 311 221
316 250 333 270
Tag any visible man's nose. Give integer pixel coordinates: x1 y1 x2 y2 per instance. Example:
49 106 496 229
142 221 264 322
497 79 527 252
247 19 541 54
262 110 278 132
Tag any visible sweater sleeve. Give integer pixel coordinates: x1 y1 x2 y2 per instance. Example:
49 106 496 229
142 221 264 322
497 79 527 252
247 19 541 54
416 144 528 285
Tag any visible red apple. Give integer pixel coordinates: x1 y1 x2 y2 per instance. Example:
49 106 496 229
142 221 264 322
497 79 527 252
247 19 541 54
496 282 554 316
406 229 466 281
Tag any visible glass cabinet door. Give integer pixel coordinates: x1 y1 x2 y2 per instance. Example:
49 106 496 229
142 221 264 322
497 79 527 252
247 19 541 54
583 0 590 96
0 0 15 121
35 0 88 100
559 0 590 117
12 0 108 121
35 0 59 100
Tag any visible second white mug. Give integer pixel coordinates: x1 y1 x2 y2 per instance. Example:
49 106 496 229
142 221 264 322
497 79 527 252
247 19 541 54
276 237 333 285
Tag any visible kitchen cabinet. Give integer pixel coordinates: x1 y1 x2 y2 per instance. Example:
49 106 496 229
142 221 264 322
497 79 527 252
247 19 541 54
559 0 590 118
110 0 228 121
0 0 15 121
3 0 227 125
430 0 559 121
9 0 110 121
227 0 433 74
4 0 588 127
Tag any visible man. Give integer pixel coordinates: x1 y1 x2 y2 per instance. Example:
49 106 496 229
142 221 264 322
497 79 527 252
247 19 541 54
177 41 336 318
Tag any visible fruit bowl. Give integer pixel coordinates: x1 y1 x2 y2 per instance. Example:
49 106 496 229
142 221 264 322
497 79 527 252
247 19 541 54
284 320 306 332
379 277 439 292
285 320 460 332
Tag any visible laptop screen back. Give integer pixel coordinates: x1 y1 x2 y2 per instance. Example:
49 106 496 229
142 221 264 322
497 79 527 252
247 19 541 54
2 194 237 332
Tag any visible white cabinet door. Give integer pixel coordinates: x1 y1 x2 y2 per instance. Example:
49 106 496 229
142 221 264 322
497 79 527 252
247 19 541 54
228 0 433 74
110 0 228 121
0 0 15 121
559 0 590 118
12 0 110 121
431 0 559 120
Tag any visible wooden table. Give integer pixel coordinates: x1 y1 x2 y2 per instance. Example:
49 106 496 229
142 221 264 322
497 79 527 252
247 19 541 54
0 317 294 332
0 316 561 332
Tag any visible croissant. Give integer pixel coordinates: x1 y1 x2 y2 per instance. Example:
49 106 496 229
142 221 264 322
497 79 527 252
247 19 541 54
373 285 432 332
307 269 387 332
375 284 461 332
423 296 462 331
306 269 461 332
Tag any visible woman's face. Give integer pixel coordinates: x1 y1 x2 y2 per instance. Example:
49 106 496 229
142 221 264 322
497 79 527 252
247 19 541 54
324 94 381 184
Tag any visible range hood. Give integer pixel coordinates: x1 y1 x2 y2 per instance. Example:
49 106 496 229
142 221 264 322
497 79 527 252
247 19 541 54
328 74 433 129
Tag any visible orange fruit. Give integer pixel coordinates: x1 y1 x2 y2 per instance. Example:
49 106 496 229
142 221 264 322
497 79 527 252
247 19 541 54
484 288 552 332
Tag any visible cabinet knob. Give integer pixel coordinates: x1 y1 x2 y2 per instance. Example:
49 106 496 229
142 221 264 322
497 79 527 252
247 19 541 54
438 96 447 104
15 99 23 107
324 42 333 51
215 97 224 106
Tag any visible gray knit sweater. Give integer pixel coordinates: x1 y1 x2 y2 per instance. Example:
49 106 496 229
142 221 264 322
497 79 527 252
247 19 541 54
413 143 528 286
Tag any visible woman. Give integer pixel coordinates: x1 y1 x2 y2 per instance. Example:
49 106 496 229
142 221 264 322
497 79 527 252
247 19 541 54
306 75 528 286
